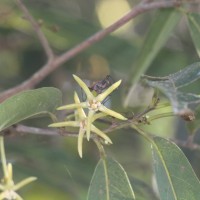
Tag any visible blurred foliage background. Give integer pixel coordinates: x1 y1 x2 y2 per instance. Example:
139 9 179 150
0 0 200 199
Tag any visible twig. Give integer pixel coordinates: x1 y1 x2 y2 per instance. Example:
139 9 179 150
14 124 77 137
0 0 182 103
15 0 54 59
173 138 200 151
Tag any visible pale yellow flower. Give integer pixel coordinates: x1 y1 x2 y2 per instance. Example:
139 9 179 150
49 92 112 158
49 75 127 157
0 137 36 200
57 75 127 140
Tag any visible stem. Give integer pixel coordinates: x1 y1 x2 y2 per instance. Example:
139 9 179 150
154 102 171 109
0 137 8 178
131 125 154 144
93 138 106 159
148 112 174 121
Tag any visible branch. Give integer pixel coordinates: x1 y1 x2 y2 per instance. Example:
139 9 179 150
10 124 77 137
15 0 54 59
174 140 200 151
54 0 180 67
8 124 200 151
0 0 181 103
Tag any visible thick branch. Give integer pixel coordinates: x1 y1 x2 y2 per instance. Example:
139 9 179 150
0 0 180 103
54 0 180 67
5 124 200 151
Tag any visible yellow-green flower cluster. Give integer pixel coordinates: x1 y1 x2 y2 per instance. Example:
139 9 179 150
0 137 37 200
49 75 127 157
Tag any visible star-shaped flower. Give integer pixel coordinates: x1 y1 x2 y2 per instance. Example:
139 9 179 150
56 75 127 140
49 92 112 158
0 137 37 200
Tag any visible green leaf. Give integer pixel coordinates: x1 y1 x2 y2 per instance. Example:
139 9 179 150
87 157 135 200
0 87 62 131
152 137 200 200
143 62 200 114
187 13 200 58
124 8 181 106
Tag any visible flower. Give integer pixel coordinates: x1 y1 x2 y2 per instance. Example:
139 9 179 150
49 75 127 158
57 75 127 140
0 137 37 200
49 92 112 158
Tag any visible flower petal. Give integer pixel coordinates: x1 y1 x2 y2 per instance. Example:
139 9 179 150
13 177 37 191
57 102 87 110
86 110 95 141
92 112 107 122
91 125 112 144
96 80 121 102
48 121 79 128
74 92 86 119
99 105 127 120
78 128 85 158
7 163 13 182
73 75 93 100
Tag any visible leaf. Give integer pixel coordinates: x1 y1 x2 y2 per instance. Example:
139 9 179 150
124 8 181 106
87 157 135 200
187 13 200 58
152 137 200 200
0 87 62 131
143 62 200 114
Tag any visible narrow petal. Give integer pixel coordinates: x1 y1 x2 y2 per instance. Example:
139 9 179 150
57 102 87 110
91 125 112 144
74 92 86 119
7 163 13 181
48 121 79 128
73 75 93 100
13 177 37 191
78 128 85 158
86 110 94 141
92 112 107 122
99 105 127 120
96 80 121 102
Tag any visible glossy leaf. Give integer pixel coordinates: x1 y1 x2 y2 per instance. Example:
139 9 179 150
152 137 200 200
143 62 200 113
124 8 181 106
187 13 200 58
87 157 135 200
0 87 62 131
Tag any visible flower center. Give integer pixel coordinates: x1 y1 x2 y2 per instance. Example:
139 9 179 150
87 99 101 111
4 190 17 200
